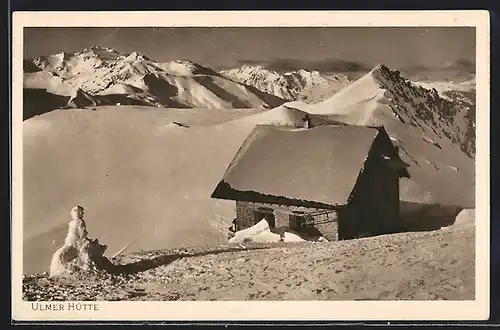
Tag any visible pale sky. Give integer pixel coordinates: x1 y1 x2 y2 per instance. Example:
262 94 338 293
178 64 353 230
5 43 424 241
24 27 475 73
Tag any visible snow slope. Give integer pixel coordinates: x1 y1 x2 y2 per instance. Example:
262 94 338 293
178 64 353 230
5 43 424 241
23 71 98 119
22 106 269 274
413 80 476 155
22 102 343 275
221 65 350 103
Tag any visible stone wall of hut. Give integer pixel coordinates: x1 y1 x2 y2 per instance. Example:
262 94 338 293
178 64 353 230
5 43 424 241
235 200 339 241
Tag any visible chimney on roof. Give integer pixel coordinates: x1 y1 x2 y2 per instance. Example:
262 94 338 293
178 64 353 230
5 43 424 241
302 114 312 129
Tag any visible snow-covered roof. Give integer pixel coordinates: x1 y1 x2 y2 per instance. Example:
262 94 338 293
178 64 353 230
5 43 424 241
211 124 382 207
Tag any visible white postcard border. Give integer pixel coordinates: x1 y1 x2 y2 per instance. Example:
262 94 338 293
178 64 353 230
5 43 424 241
11 10 491 321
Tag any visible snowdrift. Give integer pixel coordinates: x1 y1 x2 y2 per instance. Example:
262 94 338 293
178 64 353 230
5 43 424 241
448 208 475 229
228 220 274 244
221 104 341 129
228 220 306 244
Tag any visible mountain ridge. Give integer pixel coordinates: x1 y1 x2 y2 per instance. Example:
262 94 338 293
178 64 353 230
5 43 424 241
24 46 286 116
220 64 350 103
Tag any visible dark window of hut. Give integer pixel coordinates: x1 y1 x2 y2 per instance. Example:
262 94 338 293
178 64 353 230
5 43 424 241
289 214 314 230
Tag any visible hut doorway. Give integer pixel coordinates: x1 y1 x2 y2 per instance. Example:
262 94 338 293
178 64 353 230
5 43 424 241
253 208 276 229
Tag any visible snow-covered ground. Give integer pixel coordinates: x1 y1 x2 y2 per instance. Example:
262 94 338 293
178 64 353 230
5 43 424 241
23 209 475 301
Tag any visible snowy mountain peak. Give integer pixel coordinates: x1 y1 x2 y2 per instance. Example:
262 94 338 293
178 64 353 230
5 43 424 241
296 68 312 75
371 63 390 72
87 45 117 52
75 46 122 62
363 64 428 97
90 44 108 49
122 51 151 62
222 64 280 79
221 64 350 102
368 64 401 82
78 45 119 55
171 59 213 69
240 64 274 71
86 45 105 52
159 60 217 76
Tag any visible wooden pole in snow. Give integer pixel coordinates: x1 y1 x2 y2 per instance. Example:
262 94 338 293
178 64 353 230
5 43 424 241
111 236 140 258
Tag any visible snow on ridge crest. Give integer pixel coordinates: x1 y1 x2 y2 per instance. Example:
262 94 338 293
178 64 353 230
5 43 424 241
306 63 476 157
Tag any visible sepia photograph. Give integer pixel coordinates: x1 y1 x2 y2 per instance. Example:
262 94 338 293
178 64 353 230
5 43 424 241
12 11 490 321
